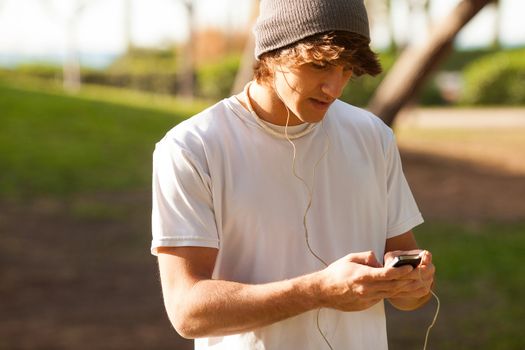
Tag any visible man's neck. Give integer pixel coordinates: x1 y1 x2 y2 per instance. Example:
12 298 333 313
240 81 304 126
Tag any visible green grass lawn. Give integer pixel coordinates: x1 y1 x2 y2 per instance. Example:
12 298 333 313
401 222 525 349
0 79 208 198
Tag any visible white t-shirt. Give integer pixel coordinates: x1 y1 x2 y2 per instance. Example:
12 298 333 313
151 96 424 350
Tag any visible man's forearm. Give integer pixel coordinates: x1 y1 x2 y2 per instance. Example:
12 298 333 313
166 272 325 339
160 249 423 339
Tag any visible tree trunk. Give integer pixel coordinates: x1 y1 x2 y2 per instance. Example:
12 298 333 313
124 0 133 52
491 0 501 49
385 0 397 53
63 16 81 93
179 1 195 99
231 0 259 94
41 0 87 93
367 0 494 126
232 32 256 94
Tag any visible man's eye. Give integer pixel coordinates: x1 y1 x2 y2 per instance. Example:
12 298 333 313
311 62 327 70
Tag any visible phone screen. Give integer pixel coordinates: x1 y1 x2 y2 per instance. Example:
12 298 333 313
390 254 422 268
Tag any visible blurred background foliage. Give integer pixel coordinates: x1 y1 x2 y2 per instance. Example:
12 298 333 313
3 44 524 106
460 48 525 105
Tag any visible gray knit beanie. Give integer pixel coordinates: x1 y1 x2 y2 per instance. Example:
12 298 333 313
254 0 370 59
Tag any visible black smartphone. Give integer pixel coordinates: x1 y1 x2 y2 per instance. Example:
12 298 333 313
390 253 422 268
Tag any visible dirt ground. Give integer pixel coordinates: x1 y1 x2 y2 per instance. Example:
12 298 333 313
1 147 524 350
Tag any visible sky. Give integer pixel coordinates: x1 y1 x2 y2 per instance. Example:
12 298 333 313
0 0 524 67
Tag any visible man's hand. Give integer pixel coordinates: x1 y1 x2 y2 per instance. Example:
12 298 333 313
384 250 435 310
318 251 415 312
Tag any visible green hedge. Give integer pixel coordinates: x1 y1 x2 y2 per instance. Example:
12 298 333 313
106 47 179 75
11 63 63 79
196 55 240 99
460 49 525 105
83 71 178 94
6 47 182 94
7 64 180 95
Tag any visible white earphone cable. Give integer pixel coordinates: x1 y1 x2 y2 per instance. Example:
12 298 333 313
272 73 334 350
419 266 440 350
246 75 439 350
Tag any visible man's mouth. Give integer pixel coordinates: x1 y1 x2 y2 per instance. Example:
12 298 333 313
310 98 333 109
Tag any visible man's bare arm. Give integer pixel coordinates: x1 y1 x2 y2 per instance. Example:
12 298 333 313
158 246 415 339
158 246 324 338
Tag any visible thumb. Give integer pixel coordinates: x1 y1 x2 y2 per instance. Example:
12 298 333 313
346 251 382 268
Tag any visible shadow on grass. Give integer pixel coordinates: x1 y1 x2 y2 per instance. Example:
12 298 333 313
401 148 525 223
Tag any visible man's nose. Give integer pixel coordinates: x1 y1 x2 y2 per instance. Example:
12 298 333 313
321 67 351 99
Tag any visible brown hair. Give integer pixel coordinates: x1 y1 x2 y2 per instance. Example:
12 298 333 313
253 31 382 84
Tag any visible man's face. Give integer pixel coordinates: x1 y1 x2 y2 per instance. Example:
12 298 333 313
271 61 353 124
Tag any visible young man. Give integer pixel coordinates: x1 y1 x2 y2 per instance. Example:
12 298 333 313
151 0 435 349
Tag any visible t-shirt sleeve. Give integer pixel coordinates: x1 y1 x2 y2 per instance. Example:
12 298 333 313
151 135 219 255
385 134 424 238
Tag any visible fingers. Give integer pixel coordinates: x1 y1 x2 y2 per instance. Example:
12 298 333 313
367 279 414 296
370 264 413 281
390 265 434 298
335 280 413 311
389 263 434 285
383 279 429 299
420 250 433 265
